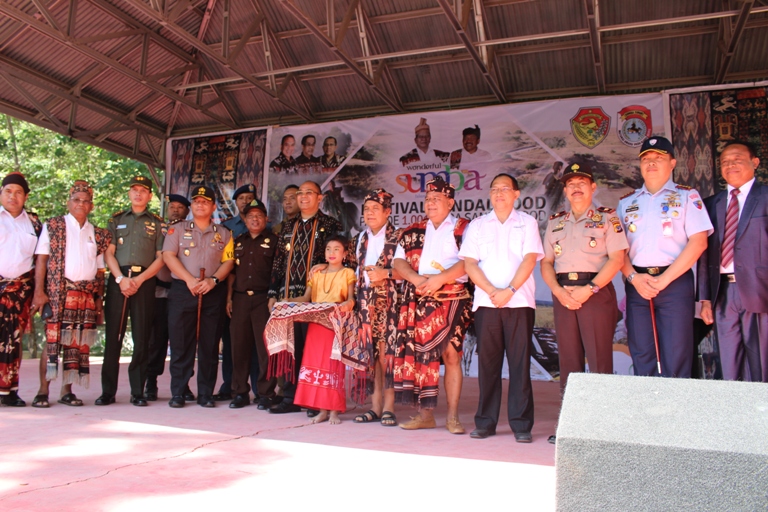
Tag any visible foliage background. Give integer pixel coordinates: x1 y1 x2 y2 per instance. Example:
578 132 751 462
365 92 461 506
0 116 164 228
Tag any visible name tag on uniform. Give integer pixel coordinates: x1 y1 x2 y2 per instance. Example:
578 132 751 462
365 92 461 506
117 224 127 229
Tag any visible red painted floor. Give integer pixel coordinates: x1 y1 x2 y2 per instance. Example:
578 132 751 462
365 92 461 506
1 358 559 511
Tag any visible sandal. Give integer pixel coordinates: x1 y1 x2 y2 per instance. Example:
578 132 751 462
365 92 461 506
32 394 50 408
57 393 83 407
380 411 397 427
354 410 380 423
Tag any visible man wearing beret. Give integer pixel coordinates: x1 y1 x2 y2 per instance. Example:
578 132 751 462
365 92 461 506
163 186 234 408
618 136 712 378
217 183 258 401
97 176 165 407
226 199 278 408
145 194 192 401
0 172 42 406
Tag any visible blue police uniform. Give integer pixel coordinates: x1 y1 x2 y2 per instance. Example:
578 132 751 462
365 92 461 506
618 179 713 377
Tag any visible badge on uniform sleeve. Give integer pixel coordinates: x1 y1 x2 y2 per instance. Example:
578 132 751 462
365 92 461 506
184 249 190 256
554 243 562 256
693 199 703 210
609 217 623 233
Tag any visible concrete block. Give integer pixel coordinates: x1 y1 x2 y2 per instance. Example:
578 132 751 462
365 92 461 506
556 373 768 511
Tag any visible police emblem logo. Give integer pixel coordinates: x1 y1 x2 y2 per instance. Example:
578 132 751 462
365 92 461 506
570 107 611 149
617 105 652 147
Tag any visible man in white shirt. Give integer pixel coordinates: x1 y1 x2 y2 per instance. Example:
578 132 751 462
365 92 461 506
0 172 41 407
30 181 110 407
459 173 544 442
393 176 472 434
450 125 492 169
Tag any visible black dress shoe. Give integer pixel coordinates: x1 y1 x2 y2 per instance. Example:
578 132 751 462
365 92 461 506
514 431 533 443
269 401 301 414
470 428 496 439
548 435 557 444
183 390 195 401
130 395 148 407
212 392 232 401
168 396 185 408
95 394 116 406
306 408 319 418
198 396 215 408
1 391 26 407
145 389 158 401
256 396 280 410
229 394 249 409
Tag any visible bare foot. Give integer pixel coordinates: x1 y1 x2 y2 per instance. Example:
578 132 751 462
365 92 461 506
312 410 329 424
329 411 341 425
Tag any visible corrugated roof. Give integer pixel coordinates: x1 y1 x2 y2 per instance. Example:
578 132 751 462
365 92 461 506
0 0 765 168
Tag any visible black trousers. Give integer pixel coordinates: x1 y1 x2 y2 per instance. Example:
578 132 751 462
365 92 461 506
281 321 308 404
102 274 156 396
146 296 169 382
474 306 535 433
168 280 226 398
230 292 276 397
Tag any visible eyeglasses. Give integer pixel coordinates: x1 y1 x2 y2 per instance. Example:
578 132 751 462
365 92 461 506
296 190 319 197
70 198 92 205
720 159 751 168
490 187 515 195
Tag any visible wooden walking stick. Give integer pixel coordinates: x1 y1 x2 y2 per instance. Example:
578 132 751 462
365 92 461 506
196 268 205 342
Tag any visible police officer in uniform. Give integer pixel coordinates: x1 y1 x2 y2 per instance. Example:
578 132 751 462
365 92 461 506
541 163 628 443
216 183 258 401
97 176 165 406
226 199 278 409
162 186 234 408
144 194 193 401
618 137 712 378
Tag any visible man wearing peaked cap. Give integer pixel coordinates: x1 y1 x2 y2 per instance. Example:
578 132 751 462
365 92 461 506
618 136 713 378
540 163 628 443
226 198 278 409
98 176 166 407
217 183 258 401
162 185 234 408
0 172 42 406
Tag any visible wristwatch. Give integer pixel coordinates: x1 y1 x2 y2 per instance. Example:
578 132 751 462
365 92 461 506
588 281 600 294
508 285 517 294
626 272 637 283
115 275 124 284
211 276 220 285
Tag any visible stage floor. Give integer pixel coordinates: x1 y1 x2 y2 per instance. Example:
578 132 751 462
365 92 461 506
1 358 559 511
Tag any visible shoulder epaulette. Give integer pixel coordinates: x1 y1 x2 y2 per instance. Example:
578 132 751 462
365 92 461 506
619 191 636 200
153 213 163 222
596 206 615 214
675 184 692 190
169 218 183 225
111 210 126 218
549 210 567 220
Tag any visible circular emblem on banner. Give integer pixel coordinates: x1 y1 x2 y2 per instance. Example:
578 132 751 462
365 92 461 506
570 107 611 149
617 105 652 147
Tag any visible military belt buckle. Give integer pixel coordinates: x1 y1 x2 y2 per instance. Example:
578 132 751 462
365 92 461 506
247 290 254 296
567 272 578 281
130 266 142 273
647 267 660 276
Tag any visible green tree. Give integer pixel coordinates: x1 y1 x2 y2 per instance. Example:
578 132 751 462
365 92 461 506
0 116 163 227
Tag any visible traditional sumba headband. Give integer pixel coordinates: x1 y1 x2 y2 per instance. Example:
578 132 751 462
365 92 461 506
425 176 455 199
363 188 393 210
70 180 93 199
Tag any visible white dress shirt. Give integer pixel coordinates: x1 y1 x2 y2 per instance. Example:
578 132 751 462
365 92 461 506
455 148 492 165
459 209 544 310
0 207 38 278
721 177 755 273
394 214 468 283
356 226 387 286
36 214 104 281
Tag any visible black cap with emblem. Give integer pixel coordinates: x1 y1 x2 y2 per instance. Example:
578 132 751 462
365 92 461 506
560 163 594 183
639 136 674 157
130 175 153 191
191 185 216 202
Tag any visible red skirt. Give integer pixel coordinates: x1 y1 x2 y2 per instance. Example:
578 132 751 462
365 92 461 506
294 323 346 413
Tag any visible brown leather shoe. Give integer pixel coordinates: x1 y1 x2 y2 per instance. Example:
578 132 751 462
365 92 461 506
446 417 466 435
399 415 436 430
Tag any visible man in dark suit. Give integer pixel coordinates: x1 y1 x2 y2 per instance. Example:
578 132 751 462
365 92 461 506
698 140 768 382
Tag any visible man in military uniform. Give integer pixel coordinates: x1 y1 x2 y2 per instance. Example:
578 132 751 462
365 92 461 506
226 199 277 409
163 186 234 408
145 194 191 401
272 184 299 235
541 163 628 443
0 172 42 406
268 180 342 414
217 183 257 401
97 176 165 407
619 137 712 378
269 134 297 174
295 135 322 174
